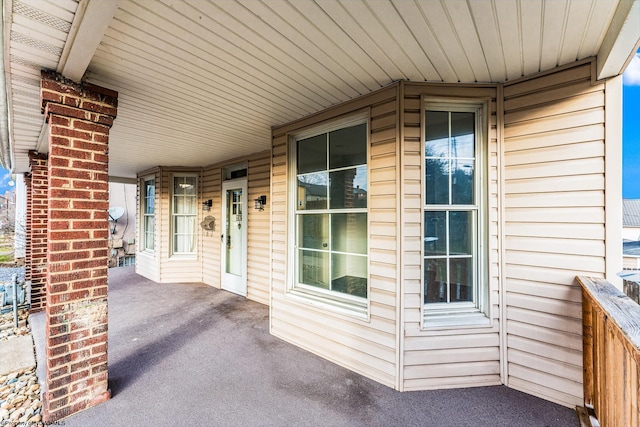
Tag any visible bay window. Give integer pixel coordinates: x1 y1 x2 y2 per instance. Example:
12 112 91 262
290 116 369 313
423 100 487 323
172 175 197 255
141 176 155 251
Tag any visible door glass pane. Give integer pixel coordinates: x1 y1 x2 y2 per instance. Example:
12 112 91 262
329 123 367 169
451 159 474 205
424 258 448 303
226 189 243 276
299 250 329 289
298 214 329 250
425 158 449 205
331 253 367 298
298 173 328 210
329 166 367 209
424 211 446 255
449 211 473 255
449 258 473 302
298 134 327 174
425 111 449 157
331 213 367 254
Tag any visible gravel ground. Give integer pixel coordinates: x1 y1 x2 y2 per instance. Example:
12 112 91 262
0 268 25 284
0 267 41 425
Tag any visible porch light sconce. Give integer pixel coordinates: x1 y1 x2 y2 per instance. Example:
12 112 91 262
202 199 212 211
254 195 267 211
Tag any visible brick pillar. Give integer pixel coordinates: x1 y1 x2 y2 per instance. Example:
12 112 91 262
40 70 118 422
28 152 49 313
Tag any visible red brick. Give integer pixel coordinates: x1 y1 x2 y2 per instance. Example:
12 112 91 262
73 120 111 134
50 251 90 261
72 139 107 152
49 167 91 180
71 160 108 172
48 230 91 240
50 136 70 147
72 200 109 210
50 145 92 160
50 210 91 220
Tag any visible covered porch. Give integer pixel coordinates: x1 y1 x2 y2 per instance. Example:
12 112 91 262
31 266 578 426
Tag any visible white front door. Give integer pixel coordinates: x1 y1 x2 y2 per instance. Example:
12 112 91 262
221 179 248 296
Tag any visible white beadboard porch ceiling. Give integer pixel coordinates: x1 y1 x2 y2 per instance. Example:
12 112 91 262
3 0 639 178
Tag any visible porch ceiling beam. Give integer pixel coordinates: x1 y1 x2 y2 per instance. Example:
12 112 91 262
57 0 121 83
597 0 640 80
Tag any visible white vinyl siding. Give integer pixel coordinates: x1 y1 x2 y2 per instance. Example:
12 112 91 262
502 61 604 407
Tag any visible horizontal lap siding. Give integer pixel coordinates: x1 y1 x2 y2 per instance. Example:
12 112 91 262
270 86 399 389
503 62 603 407
247 152 271 305
401 83 501 391
201 166 221 288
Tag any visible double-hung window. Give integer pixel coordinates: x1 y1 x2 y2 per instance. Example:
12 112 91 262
172 175 197 255
291 116 369 314
423 100 487 323
141 177 155 251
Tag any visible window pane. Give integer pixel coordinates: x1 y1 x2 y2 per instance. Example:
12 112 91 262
424 258 447 303
451 112 474 158
331 253 367 298
425 111 449 157
298 134 327 174
329 166 367 209
331 213 367 254
144 217 154 250
452 160 474 205
329 123 367 169
424 211 446 255
297 173 328 210
449 211 473 256
299 249 329 289
174 176 196 195
425 159 449 205
298 214 328 250
450 258 473 302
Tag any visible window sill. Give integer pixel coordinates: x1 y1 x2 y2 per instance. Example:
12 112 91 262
287 288 369 320
422 310 491 330
169 253 197 261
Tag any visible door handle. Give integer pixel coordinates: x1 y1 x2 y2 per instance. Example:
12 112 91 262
221 234 224 242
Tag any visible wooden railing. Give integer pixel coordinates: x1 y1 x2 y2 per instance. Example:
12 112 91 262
578 276 640 427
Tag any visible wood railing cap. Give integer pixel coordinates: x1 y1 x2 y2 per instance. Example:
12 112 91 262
577 276 640 352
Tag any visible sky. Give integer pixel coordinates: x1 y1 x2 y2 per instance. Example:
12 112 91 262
623 48 640 199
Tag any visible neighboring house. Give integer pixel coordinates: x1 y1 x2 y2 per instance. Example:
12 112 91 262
623 199 640 241
623 199 640 269
1 0 638 423
108 182 137 267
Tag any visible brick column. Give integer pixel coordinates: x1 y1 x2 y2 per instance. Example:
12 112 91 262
40 70 118 422
28 152 49 312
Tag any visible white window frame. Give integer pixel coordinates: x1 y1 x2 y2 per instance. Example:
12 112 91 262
141 175 155 253
421 98 490 328
287 112 370 318
171 173 198 257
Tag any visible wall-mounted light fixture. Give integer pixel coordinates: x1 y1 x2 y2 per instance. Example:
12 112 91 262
202 199 212 211
254 195 267 211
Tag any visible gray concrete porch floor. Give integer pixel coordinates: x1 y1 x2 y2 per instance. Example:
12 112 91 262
32 266 578 426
